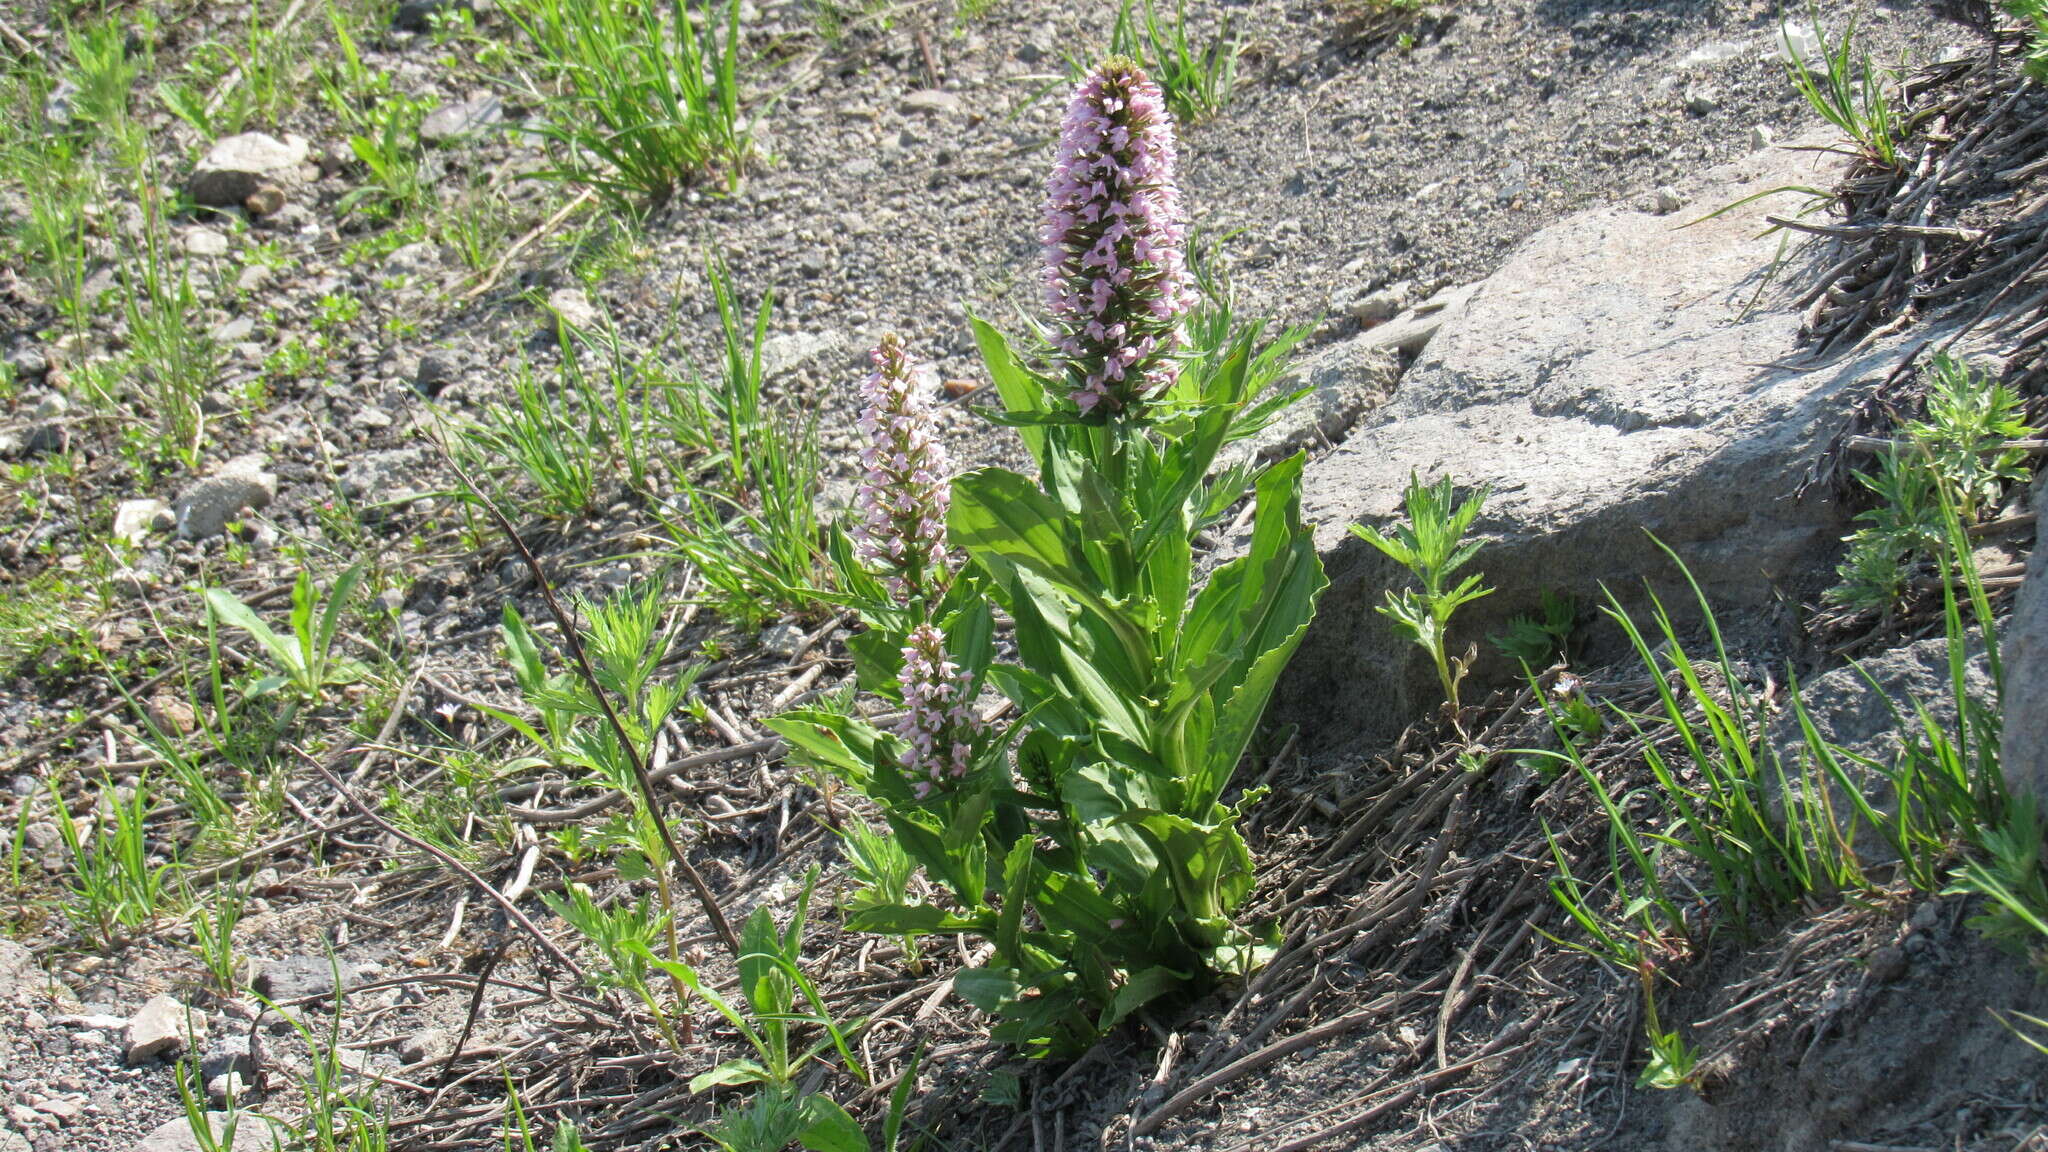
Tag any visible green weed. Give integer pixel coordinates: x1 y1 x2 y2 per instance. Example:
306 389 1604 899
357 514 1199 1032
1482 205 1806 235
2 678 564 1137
50 771 175 946
1349 473 1492 721
1780 6 1902 169
203 562 373 705
1828 354 2038 614
501 0 756 208
1108 0 1239 122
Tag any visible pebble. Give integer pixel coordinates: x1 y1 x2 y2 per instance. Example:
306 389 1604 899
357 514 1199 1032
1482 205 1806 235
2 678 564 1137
184 229 229 257
253 955 361 1003
1651 186 1683 215
897 89 964 116
126 993 204 1064
172 456 278 541
1867 945 1908 982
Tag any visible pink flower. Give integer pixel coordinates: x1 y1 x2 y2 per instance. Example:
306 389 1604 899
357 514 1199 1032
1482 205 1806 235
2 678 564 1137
1041 58 1196 416
895 624 983 793
852 335 953 601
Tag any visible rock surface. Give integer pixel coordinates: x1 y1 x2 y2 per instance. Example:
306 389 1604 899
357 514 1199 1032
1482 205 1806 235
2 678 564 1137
2001 475 2048 810
1766 633 1995 861
1219 334 1400 470
1285 137 1905 748
252 955 360 1002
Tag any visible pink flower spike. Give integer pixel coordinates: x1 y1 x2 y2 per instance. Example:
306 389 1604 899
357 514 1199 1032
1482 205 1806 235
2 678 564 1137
853 335 953 603
1040 59 1192 418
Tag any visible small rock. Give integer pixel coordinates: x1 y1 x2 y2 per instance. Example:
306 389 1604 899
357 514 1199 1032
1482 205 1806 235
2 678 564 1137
126 993 204 1064
1750 124 1776 150
146 694 197 736
393 0 473 32
130 1113 262 1152
384 241 442 278
173 456 278 541
183 229 229 258
187 133 309 209
419 95 502 144
1867 945 1908 982
22 422 67 456
1685 86 1721 115
897 89 964 116
31 391 68 421
399 1027 453 1065
1651 186 1683 215
243 184 286 218
200 1034 256 1081
414 354 455 398
29 1098 80 1122
546 287 599 330
7 346 50 380
252 955 360 1003
211 315 255 343
1678 40 1750 68
1776 23 1820 64
1348 280 1414 324
205 1072 247 1106
352 406 393 430
759 621 804 658
761 329 847 379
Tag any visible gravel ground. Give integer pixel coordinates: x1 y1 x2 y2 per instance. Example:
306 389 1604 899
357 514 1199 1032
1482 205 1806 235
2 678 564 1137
0 0 1991 1149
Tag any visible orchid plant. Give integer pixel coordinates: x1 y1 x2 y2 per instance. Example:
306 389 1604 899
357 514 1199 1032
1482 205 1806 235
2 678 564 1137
773 58 1323 1056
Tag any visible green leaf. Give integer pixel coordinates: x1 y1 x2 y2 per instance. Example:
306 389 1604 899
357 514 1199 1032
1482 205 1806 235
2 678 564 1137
1100 965 1185 1030
949 468 1084 586
952 966 1023 1014
765 709 892 792
203 588 301 678
797 1096 868 1152
688 1060 770 1092
845 902 990 937
969 312 1052 468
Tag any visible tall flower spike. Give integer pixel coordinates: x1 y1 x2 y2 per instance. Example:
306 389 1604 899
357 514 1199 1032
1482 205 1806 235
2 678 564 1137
853 334 953 601
1041 57 1197 416
895 624 982 798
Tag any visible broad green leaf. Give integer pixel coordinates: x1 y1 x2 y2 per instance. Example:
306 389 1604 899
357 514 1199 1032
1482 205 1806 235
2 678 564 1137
688 1060 770 1092
845 902 990 937
203 588 301 677
1100 965 1186 1030
969 313 1051 467
952 966 1023 1014
796 1096 868 1152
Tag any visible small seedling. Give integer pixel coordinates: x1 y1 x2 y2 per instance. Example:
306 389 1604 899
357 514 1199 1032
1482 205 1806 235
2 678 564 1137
204 562 372 704
1350 472 1492 721
1491 589 1576 668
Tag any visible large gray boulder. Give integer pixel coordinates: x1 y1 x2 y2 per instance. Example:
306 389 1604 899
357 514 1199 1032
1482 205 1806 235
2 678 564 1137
1999 475 2047 811
1284 137 1929 749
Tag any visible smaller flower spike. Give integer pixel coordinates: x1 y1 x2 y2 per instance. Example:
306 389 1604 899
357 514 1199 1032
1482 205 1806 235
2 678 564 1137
1041 57 1197 416
852 334 953 601
895 623 981 797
